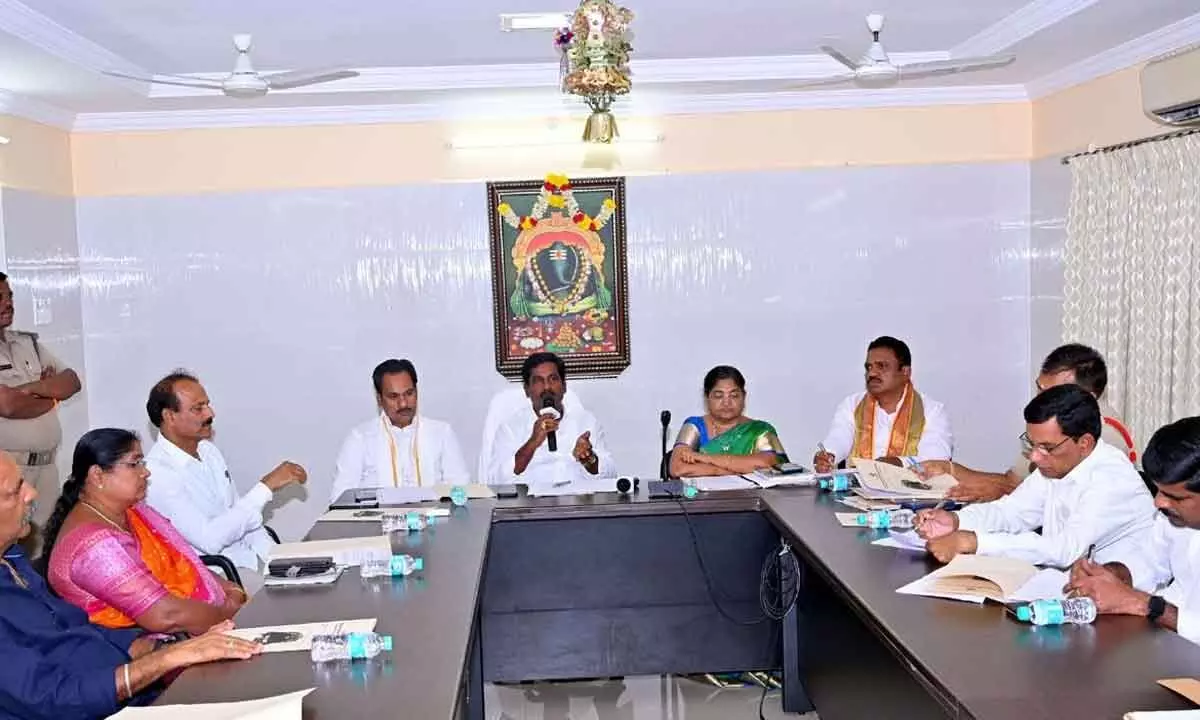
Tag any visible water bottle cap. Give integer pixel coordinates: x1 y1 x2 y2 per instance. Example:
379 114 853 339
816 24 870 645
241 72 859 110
413 557 424 571
1015 605 1032 622
855 514 868 525
682 484 698 499
381 635 393 652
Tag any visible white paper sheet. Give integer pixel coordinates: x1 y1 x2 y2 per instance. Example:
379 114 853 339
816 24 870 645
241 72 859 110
225 619 377 653
837 496 901 511
525 477 622 496
112 688 314 719
872 531 927 552
268 536 391 567
317 507 450 523
745 471 817 488
377 487 439 504
694 475 756 492
835 512 864 527
1007 568 1069 603
1124 712 1200 719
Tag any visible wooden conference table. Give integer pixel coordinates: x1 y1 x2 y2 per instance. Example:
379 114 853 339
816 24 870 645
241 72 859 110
156 486 1200 719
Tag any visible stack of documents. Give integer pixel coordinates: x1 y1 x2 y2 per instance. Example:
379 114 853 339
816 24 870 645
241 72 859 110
317 507 450 523
225 619 377 653
852 459 957 501
896 555 1068 604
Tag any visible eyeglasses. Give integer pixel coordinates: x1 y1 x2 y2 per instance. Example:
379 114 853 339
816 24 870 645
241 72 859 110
1019 433 1072 456
118 459 147 469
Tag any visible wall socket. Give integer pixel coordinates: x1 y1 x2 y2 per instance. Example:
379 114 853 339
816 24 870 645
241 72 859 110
32 296 52 326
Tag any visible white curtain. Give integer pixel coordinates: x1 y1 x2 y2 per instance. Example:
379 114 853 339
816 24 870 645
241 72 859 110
1062 132 1200 449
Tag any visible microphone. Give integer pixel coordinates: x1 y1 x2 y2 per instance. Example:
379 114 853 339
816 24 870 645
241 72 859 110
659 410 672 482
540 397 559 452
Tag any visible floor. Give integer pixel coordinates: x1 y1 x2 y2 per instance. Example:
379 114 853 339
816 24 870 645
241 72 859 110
484 676 820 720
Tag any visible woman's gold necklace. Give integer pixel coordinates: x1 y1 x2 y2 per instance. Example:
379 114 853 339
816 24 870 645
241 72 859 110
80 500 128 533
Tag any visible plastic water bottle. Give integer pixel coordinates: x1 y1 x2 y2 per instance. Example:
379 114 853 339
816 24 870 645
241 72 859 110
381 511 427 533
682 483 698 499
1015 597 1097 626
311 632 394 662
360 554 424 578
819 474 852 492
855 509 915 529
449 486 468 507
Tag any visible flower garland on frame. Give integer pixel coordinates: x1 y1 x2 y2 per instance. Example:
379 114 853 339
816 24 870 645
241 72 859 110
497 173 618 233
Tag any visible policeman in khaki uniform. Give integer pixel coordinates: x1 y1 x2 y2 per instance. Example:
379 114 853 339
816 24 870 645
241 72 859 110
0 272 81 550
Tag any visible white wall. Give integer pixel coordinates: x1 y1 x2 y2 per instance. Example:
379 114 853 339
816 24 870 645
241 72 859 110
1030 157 1071 372
75 163 1033 540
0 188 89 490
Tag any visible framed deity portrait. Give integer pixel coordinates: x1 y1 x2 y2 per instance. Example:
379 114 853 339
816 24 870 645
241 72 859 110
486 175 631 379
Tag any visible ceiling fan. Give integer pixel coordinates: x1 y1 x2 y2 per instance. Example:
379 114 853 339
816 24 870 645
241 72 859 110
105 34 359 99
791 14 1015 90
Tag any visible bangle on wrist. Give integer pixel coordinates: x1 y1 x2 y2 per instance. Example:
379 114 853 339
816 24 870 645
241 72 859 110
121 663 132 699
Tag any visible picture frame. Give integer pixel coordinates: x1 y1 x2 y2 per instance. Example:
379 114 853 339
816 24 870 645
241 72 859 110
486 176 630 379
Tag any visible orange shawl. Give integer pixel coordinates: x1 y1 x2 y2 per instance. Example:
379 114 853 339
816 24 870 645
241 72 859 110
88 508 201 628
852 383 926 460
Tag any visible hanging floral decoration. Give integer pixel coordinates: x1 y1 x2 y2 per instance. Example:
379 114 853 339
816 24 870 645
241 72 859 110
497 173 619 233
557 0 634 142
554 27 575 90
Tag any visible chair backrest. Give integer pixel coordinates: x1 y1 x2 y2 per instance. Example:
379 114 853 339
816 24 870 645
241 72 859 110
477 386 587 484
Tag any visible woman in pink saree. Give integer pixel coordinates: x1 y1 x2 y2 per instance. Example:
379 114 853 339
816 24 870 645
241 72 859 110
41 428 245 635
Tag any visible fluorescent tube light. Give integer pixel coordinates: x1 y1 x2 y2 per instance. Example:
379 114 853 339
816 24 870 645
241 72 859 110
500 13 571 31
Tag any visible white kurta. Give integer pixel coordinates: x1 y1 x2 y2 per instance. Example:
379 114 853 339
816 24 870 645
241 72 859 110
144 436 273 570
1136 513 1200 644
956 440 1159 588
819 389 953 464
488 404 614 487
329 413 470 503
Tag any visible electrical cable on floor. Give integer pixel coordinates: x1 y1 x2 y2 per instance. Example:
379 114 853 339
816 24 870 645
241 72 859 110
670 491 802 626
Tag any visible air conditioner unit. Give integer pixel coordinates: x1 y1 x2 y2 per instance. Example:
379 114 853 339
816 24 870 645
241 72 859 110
1142 45 1200 126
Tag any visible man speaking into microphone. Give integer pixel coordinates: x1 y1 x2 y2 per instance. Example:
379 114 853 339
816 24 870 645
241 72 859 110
488 352 613 487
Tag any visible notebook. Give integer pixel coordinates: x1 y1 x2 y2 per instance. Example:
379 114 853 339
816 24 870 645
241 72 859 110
852 459 957 500
896 555 1067 604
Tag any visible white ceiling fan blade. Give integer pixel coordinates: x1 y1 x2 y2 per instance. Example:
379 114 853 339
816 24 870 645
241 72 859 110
102 69 223 89
818 45 859 71
897 54 1015 79
787 74 858 90
264 68 358 90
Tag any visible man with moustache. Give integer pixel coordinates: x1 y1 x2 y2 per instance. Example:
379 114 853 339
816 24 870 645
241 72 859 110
487 352 613 486
915 385 1157 586
1065 417 1200 643
329 358 469 502
143 371 306 593
0 272 81 552
813 336 952 472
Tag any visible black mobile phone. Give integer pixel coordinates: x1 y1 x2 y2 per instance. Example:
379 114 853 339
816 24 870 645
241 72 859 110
253 631 303 645
493 484 519 499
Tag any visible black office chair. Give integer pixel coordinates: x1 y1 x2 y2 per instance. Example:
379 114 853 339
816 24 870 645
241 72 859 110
200 554 243 588
198 525 280 589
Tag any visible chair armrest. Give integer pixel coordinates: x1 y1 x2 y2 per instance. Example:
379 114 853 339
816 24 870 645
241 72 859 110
200 554 244 588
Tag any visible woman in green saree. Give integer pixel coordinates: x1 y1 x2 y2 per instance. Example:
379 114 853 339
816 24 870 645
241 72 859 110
670 365 788 478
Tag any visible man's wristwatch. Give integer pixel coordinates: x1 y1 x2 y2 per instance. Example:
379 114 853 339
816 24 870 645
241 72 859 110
1147 595 1167 624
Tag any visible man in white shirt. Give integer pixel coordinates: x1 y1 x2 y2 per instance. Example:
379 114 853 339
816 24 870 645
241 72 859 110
1065 416 1200 642
488 352 612 487
915 385 1158 589
329 359 469 503
143 371 306 593
813 336 952 472
919 343 1138 502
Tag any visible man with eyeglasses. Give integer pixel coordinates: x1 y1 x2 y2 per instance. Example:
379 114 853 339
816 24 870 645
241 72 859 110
918 343 1135 503
915 384 1158 589
1064 417 1200 643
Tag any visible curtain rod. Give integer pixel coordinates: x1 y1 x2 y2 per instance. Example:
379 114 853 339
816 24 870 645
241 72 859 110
1061 126 1200 165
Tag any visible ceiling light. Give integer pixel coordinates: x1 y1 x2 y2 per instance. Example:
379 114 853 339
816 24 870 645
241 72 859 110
0 136 9 145
500 13 571 31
